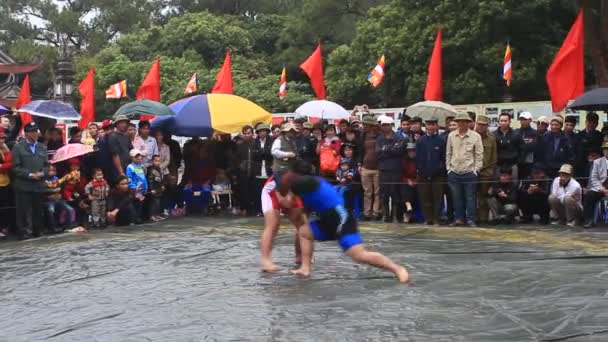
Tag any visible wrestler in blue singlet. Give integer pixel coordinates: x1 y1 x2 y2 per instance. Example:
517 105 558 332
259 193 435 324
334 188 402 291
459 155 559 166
290 176 363 251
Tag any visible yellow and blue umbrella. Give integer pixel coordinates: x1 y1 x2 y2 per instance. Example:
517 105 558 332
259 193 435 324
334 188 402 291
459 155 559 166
152 94 271 137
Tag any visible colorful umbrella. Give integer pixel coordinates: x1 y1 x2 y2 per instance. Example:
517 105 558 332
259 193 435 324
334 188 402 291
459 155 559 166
152 94 271 137
295 100 349 120
114 99 175 119
51 143 94 164
16 100 81 120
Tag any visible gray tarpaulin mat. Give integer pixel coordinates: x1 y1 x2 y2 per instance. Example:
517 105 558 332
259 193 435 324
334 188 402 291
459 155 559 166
2 217 608 341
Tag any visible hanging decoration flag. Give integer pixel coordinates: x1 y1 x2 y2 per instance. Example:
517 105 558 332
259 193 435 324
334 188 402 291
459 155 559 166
503 43 512 86
184 73 198 95
300 42 326 99
212 51 233 94
367 54 386 87
546 10 585 113
78 67 95 129
279 65 287 99
105 80 128 99
16 74 33 129
424 27 443 101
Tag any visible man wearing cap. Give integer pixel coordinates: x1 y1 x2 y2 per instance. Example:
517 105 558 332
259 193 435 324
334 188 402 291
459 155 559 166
548 164 582 226
12 122 48 239
475 114 497 225
376 115 406 222
536 116 550 137
108 115 133 183
537 116 573 178
582 141 608 228
493 113 521 180
516 111 538 180
415 116 446 225
446 112 484 227
271 122 299 176
357 115 382 220
575 112 603 185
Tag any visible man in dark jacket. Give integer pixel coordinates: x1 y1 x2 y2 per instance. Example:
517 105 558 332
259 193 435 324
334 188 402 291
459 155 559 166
296 122 318 172
236 125 257 215
376 116 406 222
1 111 21 149
493 113 521 180
12 122 48 239
518 165 550 224
253 123 273 214
415 116 446 225
537 117 573 178
487 166 518 224
575 112 602 184
515 112 538 180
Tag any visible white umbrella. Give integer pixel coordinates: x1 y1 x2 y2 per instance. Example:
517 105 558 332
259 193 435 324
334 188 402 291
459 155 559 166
295 100 350 120
406 100 458 123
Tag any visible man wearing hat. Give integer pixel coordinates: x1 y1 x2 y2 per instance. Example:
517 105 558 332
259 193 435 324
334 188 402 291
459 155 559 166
358 115 383 220
415 116 446 225
253 123 274 192
536 116 550 137
537 116 573 178
582 141 608 228
377 115 406 222
446 112 484 227
107 114 133 183
298 122 318 173
475 114 497 225
12 122 48 239
548 164 582 226
271 122 299 175
515 111 538 181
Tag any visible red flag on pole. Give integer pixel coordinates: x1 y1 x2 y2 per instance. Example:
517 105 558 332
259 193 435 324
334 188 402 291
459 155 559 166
424 28 443 101
212 51 233 94
137 59 161 121
16 74 33 129
546 10 585 113
78 67 95 129
300 42 326 99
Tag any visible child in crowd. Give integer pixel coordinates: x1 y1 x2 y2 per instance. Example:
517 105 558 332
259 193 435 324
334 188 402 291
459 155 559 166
126 149 147 223
85 168 110 228
336 159 355 185
401 143 418 223
107 175 138 226
147 155 166 221
163 174 185 217
46 164 79 233
62 158 89 225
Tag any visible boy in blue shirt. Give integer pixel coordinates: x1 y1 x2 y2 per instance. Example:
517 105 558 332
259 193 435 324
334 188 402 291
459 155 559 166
277 171 409 283
126 149 147 223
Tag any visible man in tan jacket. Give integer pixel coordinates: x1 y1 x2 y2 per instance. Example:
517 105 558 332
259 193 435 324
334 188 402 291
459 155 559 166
475 115 497 224
446 113 484 227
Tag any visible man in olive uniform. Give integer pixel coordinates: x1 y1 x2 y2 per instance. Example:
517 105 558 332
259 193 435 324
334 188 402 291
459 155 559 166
12 122 49 239
475 115 497 225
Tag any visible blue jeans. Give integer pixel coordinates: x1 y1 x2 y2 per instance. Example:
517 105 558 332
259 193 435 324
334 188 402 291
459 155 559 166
47 200 76 230
448 172 478 223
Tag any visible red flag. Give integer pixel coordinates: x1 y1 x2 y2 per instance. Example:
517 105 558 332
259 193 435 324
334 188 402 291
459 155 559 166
78 67 95 129
300 43 326 99
547 10 585 113
137 59 161 121
424 28 443 101
212 51 233 94
16 74 32 128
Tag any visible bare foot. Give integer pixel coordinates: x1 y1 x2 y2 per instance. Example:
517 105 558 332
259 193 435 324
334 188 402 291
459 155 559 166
396 266 409 283
260 260 280 273
290 267 311 277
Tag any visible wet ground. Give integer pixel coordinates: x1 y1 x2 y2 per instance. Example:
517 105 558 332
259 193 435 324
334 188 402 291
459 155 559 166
2 218 608 342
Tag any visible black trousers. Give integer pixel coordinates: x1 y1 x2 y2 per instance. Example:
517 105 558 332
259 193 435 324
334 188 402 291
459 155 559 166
518 191 550 221
15 191 44 237
0 186 15 234
379 171 402 220
238 174 258 213
583 190 604 222
254 177 268 214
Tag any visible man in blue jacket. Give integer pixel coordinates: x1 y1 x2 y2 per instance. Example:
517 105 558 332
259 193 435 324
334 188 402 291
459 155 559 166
415 116 446 225
537 117 573 178
376 116 406 222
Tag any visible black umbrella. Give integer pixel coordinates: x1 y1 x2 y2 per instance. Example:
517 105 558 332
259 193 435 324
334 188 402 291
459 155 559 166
569 88 608 111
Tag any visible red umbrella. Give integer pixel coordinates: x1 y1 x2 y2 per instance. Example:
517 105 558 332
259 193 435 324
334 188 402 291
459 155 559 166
51 143 94 164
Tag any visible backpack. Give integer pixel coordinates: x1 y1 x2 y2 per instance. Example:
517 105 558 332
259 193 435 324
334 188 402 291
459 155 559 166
319 145 340 175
